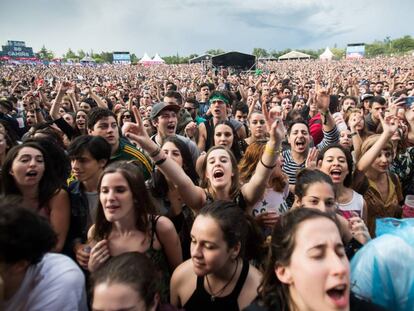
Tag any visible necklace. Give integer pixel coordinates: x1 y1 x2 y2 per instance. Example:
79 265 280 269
205 259 239 302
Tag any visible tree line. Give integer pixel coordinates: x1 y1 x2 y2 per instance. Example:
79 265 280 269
35 35 414 64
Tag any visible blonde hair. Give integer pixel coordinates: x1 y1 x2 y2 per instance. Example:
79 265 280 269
359 134 393 160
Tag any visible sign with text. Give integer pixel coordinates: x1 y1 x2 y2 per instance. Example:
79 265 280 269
1 40 35 59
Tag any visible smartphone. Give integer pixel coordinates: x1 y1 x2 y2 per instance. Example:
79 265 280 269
405 96 414 108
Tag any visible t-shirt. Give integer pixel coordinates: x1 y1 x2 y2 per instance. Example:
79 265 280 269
3 253 88 311
111 137 153 180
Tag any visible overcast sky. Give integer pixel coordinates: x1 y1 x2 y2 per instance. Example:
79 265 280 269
1 0 412 58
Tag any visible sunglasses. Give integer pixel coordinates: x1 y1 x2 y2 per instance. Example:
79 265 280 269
122 114 131 119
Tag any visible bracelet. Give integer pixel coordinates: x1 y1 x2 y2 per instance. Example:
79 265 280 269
351 132 358 137
149 147 161 158
260 158 277 170
154 157 167 166
265 144 281 157
35 108 41 112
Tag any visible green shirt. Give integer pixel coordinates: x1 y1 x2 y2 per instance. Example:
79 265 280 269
110 137 153 180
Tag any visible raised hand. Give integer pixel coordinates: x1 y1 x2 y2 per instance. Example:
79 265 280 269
379 113 399 137
349 213 371 245
269 118 286 148
122 106 156 152
316 88 330 113
305 147 319 169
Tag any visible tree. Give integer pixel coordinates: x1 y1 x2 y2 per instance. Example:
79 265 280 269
252 48 269 58
100 52 113 63
64 48 77 60
37 45 54 60
130 53 138 64
77 49 86 59
330 48 345 59
365 41 387 57
391 35 414 53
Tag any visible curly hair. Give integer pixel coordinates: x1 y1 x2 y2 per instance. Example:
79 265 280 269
239 141 287 192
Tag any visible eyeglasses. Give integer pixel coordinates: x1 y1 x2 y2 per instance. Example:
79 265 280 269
304 85 311 89
122 114 131 119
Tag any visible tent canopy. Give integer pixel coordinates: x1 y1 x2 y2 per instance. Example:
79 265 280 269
152 53 165 63
189 54 212 64
278 50 311 60
139 52 152 63
319 47 334 60
80 55 95 63
212 51 256 70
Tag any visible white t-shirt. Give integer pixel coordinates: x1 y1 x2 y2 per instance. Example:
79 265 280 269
3 253 88 311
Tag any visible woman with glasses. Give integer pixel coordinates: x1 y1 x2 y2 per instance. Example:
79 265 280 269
117 109 135 129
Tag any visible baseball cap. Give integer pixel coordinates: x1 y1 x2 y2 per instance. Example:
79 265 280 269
150 102 180 120
361 93 374 101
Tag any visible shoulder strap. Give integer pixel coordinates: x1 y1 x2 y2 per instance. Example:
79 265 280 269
150 215 161 248
230 260 250 299
205 119 215 150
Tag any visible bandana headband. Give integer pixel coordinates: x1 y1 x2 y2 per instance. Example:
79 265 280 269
209 94 229 105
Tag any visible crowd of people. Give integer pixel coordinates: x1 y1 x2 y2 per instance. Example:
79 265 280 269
1 55 414 311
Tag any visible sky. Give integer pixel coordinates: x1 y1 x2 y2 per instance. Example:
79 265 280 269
0 0 412 58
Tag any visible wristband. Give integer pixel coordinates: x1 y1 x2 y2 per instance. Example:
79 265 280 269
260 158 277 170
35 108 41 112
155 157 167 166
351 132 358 137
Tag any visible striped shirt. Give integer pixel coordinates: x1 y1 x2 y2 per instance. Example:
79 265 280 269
282 127 339 185
110 137 153 180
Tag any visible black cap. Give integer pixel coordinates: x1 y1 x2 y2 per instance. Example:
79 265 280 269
150 102 180 120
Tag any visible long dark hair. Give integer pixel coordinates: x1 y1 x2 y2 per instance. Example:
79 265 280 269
198 200 264 261
214 120 243 161
295 168 334 199
151 136 198 198
1 141 62 209
92 161 156 241
200 146 240 200
259 208 340 310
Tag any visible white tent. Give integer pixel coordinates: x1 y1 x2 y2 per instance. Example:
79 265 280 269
319 47 334 60
278 50 311 60
138 53 152 64
152 53 165 64
80 55 96 63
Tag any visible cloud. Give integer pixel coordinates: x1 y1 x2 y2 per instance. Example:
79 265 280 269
0 0 412 57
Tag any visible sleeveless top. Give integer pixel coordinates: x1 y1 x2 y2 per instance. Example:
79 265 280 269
183 260 250 311
205 190 247 211
204 118 215 151
145 215 171 303
337 190 364 220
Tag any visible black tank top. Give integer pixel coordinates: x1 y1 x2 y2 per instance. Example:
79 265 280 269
204 119 215 151
183 260 250 311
